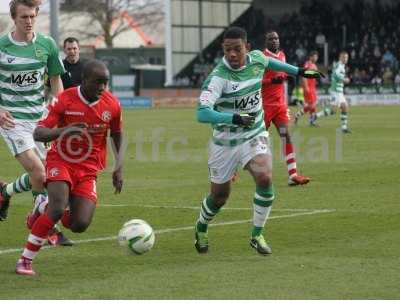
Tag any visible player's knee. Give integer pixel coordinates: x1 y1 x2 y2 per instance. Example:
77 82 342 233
27 163 46 183
256 172 272 187
34 169 46 183
70 220 90 233
47 206 65 221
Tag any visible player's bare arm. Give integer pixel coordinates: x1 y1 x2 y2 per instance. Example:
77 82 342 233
33 123 88 142
110 131 123 194
49 75 64 98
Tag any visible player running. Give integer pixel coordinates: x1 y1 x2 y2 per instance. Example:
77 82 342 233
194 27 323 256
262 30 310 186
294 51 320 126
330 51 351 133
15 60 124 276
314 51 351 133
0 0 71 245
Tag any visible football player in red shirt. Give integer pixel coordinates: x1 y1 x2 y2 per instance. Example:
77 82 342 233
262 31 310 186
294 51 319 126
16 60 124 276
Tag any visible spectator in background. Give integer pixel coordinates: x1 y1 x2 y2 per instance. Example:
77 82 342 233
371 73 383 86
61 37 85 89
381 48 396 69
382 67 394 85
360 69 370 84
295 43 306 63
373 45 381 60
352 68 362 84
394 72 400 86
315 32 326 46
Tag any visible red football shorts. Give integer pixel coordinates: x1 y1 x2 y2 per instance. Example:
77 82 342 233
263 104 290 128
304 90 317 112
45 160 98 203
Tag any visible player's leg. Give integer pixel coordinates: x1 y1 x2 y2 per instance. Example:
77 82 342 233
328 93 338 116
316 97 331 119
339 96 351 133
242 136 273 255
0 150 43 221
273 109 310 186
67 195 96 233
0 124 41 219
195 181 231 253
294 102 305 125
0 173 31 220
194 142 236 253
16 181 70 276
65 175 98 233
308 101 318 127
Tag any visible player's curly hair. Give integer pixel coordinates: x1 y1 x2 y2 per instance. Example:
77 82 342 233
9 0 41 19
223 27 247 42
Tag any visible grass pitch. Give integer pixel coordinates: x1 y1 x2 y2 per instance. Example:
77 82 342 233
0 106 399 299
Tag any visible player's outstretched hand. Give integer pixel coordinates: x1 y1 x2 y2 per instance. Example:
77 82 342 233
298 68 325 79
112 168 123 194
232 113 255 128
0 109 15 129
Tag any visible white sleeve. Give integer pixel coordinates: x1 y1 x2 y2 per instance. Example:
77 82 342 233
199 76 225 107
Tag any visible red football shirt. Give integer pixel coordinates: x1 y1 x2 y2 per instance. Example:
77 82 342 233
38 87 122 172
262 49 287 107
302 60 317 93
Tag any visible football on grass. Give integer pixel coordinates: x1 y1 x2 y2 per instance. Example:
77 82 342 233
118 219 155 254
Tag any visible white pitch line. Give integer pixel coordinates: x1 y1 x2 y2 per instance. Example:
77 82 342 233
97 204 315 212
0 209 335 256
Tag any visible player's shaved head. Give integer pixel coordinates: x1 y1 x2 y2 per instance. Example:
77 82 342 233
81 59 109 102
82 59 108 79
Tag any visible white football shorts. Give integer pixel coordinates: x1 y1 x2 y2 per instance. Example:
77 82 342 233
208 133 271 184
0 120 47 160
330 91 347 106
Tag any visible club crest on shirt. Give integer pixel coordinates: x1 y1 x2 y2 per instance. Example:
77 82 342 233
231 83 239 91
35 49 44 58
49 167 59 177
252 66 262 76
101 111 111 122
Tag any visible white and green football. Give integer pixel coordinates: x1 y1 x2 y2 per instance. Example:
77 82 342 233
118 219 155 255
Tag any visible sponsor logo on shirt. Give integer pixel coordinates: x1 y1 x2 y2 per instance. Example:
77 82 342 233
235 90 261 110
7 57 16 63
65 111 85 116
11 71 40 87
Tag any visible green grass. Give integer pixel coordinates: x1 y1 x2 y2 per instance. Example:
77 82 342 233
0 106 399 300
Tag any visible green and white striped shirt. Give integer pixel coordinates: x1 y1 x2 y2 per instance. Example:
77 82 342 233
199 50 268 146
0 32 65 121
330 61 346 93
